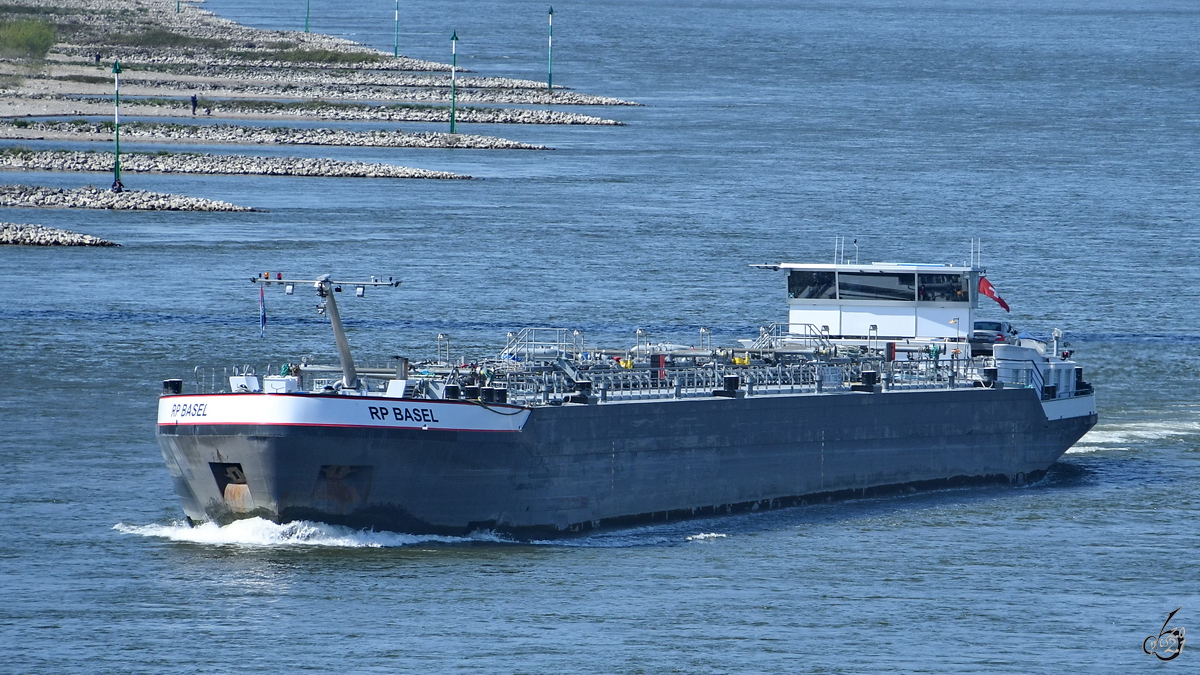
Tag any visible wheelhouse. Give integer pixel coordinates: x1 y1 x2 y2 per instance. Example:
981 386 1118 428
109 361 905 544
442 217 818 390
755 262 982 340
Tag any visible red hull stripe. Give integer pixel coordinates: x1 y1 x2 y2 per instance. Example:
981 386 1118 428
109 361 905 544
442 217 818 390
157 421 520 432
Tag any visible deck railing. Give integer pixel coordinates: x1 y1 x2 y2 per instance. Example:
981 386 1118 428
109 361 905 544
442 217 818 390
180 348 1084 405
751 322 836 352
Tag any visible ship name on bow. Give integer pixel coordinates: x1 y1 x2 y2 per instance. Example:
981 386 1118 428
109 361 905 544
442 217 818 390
170 403 208 418
368 406 440 424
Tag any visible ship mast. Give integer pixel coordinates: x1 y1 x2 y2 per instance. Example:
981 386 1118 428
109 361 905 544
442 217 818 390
253 273 401 390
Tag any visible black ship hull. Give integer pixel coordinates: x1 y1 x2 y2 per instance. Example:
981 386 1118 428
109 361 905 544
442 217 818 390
157 386 1096 537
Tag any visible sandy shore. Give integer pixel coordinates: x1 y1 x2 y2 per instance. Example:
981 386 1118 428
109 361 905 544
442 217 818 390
0 0 637 123
0 0 630 193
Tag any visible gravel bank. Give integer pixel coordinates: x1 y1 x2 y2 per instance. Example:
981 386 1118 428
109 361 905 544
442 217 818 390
56 47 452 73
77 75 635 106
86 68 640 106
0 185 256 211
0 120 547 150
0 0 634 126
0 149 471 179
24 94 625 125
165 67 567 90
41 0 405 60
0 222 118 246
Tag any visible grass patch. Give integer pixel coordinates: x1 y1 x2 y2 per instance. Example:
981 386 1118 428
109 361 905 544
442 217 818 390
275 48 381 63
226 48 382 64
58 74 110 85
0 19 55 60
106 28 229 49
0 4 74 16
245 40 297 51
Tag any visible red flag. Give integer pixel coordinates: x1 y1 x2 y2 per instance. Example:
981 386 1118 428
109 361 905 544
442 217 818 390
978 276 1010 312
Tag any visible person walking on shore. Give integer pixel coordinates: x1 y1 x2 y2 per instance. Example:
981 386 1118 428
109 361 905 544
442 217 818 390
190 94 197 115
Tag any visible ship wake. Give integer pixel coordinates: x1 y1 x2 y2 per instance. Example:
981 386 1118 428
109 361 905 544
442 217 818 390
113 517 510 548
1070 418 1200 453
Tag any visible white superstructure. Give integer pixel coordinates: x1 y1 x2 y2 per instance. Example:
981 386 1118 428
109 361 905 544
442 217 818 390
753 262 982 340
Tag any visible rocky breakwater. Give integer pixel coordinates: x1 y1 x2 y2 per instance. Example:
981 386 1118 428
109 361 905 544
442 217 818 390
0 222 117 246
93 76 635 108
90 97 624 126
0 121 545 150
58 48 450 73
194 68 574 90
0 185 256 211
0 150 470 179
106 70 640 107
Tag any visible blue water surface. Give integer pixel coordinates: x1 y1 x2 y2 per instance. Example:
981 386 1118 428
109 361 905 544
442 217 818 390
3 0 1200 672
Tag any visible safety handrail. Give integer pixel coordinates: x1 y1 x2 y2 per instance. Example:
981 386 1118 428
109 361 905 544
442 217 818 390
994 357 1045 393
751 322 836 352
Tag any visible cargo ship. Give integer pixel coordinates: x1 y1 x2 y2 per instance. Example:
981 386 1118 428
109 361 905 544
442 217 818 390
156 262 1097 536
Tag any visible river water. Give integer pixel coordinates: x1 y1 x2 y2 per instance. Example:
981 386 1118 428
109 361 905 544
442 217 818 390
3 0 1199 671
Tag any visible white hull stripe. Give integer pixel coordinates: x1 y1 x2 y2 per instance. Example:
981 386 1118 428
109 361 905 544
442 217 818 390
1040 394 1097 422
158 394 530 432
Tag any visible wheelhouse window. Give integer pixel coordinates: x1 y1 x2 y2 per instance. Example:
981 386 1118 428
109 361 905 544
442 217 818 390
788 271 836 299
918 273 969 302
837 272 916 301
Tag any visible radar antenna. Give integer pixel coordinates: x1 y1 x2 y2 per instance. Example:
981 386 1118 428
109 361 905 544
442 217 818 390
252 273 401 390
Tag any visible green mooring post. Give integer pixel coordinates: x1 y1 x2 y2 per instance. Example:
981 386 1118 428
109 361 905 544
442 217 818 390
450 31 458 133
547 6 553 91
111 60 123 193
305 0 311 32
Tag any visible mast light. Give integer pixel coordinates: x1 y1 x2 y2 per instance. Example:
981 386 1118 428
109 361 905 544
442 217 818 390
253 273 402 390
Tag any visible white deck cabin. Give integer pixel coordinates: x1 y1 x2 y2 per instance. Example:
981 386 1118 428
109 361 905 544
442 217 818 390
752 262 981 340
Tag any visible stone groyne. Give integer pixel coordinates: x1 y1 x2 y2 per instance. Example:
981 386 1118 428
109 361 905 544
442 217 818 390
55 48 452 73
0 120 546 150
35 95 624 125
96 73 639 107
160 67 579 91
0 149 471 179
0 185 256 211
0 222 118 246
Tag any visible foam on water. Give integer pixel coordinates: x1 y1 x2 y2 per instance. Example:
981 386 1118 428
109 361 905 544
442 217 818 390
117 517 739 550
114 518 510 548
1069 419 1200 452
